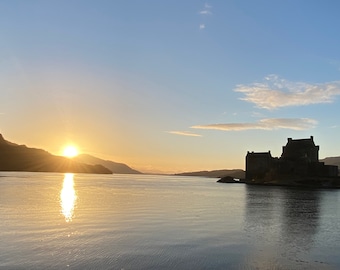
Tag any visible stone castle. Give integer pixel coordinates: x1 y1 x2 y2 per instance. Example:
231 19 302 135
245 136 339 186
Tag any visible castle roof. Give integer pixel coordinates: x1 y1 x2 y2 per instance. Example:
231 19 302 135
287 136 315 146
281 136 319 161
285 136 316 148
247 151 272 157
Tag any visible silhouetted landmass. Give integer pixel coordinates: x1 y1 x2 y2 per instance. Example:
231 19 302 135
175 169 245 179
0 134 111 174
320 157 340 174
217 176 245 183
74 154 141 174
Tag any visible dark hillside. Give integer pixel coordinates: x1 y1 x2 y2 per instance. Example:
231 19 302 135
0 134 111 174
175 169 245 179
74 154 141 174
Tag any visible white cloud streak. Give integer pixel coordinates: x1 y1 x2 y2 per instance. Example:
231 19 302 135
191 118 317 131
234 74 340 109
199 10 212 15
199 24 205 29
168 131 202 137
199 3 212 15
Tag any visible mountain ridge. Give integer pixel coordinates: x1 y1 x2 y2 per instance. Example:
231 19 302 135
2 133 339 177
74 154 141 174
320 157 340 170
175 169 245 179
0 134 111 174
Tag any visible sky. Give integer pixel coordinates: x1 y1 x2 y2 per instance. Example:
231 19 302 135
1 1 340 173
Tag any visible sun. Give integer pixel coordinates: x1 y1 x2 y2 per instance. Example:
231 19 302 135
63 145 79 158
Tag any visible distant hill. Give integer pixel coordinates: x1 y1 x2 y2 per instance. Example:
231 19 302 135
175 169 245 179
178 157 340 179
320 157 340 168
74 154 142 174
0 134 111 174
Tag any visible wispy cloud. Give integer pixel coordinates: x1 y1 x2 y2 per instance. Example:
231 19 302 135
234 74 340 110
199 24 205 29
198 3 212 30
199 10 212 15
168 131 202 137
199 3 212 15
191 118 317 131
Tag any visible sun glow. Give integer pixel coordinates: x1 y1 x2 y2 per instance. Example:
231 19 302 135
63 145 79 158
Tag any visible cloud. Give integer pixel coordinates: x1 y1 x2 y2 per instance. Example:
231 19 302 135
198 3 212 29
191 118 317 131
234 74 340 109
199 10 212 15
199 3 212 15
168 131 202 137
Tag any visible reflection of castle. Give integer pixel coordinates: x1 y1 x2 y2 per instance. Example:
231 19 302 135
246 136 339 187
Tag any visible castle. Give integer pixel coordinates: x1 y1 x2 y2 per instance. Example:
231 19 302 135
245 136 339 186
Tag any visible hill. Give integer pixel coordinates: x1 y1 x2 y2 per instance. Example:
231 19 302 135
319 157 340 176
175 157 340 179
0 134 111 174
175 169 245 179
320 156 340 169
74 154 141 174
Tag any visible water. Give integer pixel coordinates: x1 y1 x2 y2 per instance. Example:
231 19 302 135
1 172 340 269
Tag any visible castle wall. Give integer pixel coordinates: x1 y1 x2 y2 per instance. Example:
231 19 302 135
246 152 273 181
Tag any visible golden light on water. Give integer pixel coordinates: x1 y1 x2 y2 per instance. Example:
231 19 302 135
60 173 77 222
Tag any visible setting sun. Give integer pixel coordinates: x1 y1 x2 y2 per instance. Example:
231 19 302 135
63 145 79 158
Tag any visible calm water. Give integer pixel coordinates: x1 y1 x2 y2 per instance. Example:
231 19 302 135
1 172 340 269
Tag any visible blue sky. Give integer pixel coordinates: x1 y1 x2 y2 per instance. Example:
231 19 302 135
1 1 340 173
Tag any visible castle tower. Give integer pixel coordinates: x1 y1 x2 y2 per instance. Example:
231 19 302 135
281 136 319 163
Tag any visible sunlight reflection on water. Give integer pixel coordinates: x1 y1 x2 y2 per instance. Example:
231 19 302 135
1 173 340 269
60 173 77 222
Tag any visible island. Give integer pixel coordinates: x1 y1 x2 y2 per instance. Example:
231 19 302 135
245 136 340 188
